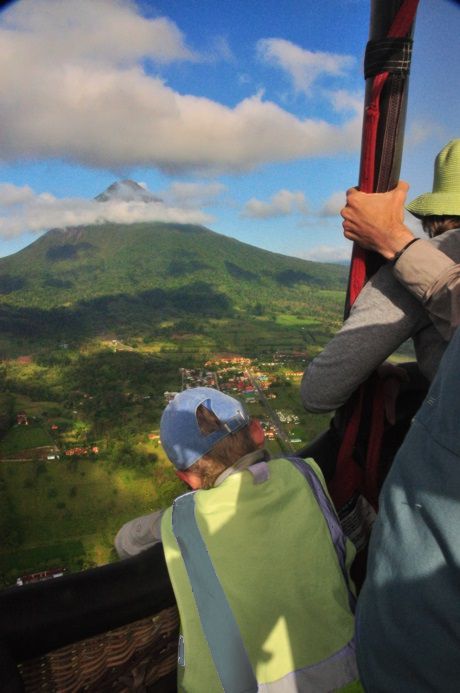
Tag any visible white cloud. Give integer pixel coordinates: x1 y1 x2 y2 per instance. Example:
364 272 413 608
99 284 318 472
1 0 195 65
319 191 346 217
299 244 351 264
162 182 226 208
0 183 36 206
257 38 355 94
0 0 362 174
241 189 309 219
327 89 363 114
0 183 212 239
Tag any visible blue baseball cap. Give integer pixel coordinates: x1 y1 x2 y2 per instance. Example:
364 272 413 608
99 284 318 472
160 387 250 470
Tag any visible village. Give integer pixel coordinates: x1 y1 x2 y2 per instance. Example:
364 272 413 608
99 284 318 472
0 350 308 466
0 348 313 589
163 352 305 452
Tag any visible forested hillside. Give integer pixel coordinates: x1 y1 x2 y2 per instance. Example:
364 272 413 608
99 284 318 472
0 221 347 349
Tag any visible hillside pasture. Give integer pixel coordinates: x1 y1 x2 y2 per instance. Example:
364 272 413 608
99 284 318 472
0 452 183 587
13 394 62 417
274 315 322 327
0 423 54 455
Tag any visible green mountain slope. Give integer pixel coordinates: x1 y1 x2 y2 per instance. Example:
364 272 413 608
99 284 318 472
0 222 347 305
0 222 347 344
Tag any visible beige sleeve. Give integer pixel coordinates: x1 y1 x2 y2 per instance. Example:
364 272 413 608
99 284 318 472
394 239 460 338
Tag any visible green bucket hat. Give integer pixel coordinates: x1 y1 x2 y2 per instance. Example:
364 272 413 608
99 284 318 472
406 139 460 218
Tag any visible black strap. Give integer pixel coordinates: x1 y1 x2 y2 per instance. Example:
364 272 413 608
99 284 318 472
364 37 413 79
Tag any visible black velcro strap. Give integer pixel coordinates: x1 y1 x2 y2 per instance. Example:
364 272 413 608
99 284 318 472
364 37 413 79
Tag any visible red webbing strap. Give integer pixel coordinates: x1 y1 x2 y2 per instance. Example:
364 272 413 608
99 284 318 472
348 245 367 309
333 0 419 517
349 0 419 304
328 388 364 509
363 379 386 509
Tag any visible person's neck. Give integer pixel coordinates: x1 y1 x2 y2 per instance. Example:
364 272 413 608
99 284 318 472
213 448 270 487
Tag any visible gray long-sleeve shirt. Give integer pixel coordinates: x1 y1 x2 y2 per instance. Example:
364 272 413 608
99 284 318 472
301 228 460 413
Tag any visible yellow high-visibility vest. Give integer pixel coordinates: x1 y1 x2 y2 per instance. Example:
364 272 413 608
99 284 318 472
162 457 361 692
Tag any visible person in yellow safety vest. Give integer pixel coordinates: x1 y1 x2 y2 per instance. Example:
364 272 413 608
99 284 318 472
148 386 362 692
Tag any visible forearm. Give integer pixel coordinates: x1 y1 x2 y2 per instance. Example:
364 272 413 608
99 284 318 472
115 509 164 559
302 321 411 413
301 338 375 413
301 265 428 412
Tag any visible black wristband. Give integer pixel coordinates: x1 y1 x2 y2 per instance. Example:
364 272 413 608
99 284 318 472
392 237 419 264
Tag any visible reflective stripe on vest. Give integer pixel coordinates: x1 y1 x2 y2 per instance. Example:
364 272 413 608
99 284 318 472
258 640 358 692
172 459 357 692
172 491 258 693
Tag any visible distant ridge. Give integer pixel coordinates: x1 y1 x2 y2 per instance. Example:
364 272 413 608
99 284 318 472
0 219 347 306
0 218 347 344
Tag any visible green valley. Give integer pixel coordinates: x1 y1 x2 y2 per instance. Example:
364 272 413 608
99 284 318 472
0 219 347 587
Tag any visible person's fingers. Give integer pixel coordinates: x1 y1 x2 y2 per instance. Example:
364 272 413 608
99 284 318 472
396 180 410 194
342 225 355 241
393 181 410 207
345 186 359 197
340 188 358 219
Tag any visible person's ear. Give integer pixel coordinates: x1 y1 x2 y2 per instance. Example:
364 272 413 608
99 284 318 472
175 468 203 490
249 419 265 448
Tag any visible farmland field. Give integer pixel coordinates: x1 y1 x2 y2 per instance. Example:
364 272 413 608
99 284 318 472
0 423 55 455
0 448 183 586
0 357 332 587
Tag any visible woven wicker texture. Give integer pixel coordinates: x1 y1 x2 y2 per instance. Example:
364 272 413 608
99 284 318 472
18 606 179 692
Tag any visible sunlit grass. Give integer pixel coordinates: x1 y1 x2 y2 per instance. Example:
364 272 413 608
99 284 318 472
275 315 322 327
0 454 183 586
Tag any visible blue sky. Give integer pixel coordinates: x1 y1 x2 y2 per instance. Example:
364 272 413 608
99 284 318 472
0 0 459 262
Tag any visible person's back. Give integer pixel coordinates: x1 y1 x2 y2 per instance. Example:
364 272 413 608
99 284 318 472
157 387 361 692
356 326 460 692
163 454 358 691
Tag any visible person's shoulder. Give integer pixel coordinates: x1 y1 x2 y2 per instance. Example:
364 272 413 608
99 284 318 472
348 262 409 315
270 455 326 482
158 504 175 536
